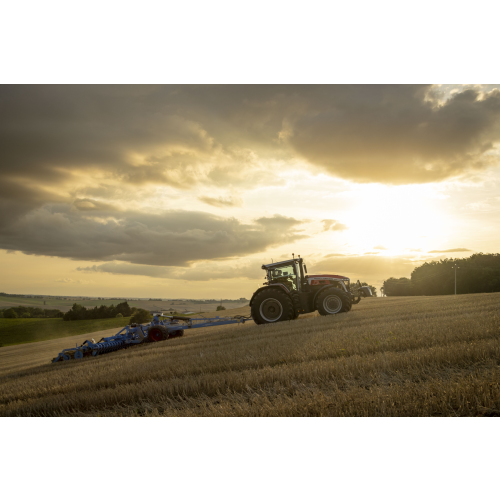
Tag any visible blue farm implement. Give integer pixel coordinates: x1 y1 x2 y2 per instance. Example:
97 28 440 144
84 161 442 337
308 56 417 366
51 313 249 363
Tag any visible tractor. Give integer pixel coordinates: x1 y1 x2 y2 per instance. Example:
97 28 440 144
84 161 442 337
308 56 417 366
250 255 372 324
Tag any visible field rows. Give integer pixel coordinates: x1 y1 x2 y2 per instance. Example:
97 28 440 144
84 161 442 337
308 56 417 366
0 294 248 314
1 294 499 416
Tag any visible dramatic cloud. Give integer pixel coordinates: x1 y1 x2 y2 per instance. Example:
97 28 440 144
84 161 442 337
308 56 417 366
287 85 500 184
0 207 307 266
374 245 387 250
2 85 500 217
321 219 349 232
428 248 471 253
0 85 498 288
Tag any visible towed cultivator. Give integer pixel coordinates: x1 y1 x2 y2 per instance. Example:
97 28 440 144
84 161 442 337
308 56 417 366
52 314 248 363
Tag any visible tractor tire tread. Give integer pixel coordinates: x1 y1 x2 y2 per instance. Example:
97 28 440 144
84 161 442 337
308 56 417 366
251 288 295 324
316 287 351 316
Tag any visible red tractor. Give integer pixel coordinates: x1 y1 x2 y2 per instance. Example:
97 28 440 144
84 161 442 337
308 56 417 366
250 255 372 324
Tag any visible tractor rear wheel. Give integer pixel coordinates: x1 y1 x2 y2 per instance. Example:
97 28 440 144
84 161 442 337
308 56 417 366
149 325 168 342
316 288 350 316
251 288 295 325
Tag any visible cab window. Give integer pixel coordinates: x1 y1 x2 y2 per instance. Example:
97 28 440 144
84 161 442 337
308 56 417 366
269 264 297 290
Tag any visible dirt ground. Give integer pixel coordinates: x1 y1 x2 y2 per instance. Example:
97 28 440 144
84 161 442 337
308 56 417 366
0 327 123 376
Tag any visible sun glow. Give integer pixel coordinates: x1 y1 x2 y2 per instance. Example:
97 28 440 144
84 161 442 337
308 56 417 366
340 183 452 255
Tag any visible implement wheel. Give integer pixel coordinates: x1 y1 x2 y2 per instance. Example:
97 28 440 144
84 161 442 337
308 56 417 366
149 325 168 342
251 288 294 325
316 288 350 316
169 330 184 338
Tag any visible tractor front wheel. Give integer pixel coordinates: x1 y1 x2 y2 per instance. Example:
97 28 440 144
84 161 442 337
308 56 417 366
251 288 295 325
316 288 350 316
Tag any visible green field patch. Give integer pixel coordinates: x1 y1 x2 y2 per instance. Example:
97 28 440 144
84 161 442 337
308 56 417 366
0 295 128 309
0 317 130 346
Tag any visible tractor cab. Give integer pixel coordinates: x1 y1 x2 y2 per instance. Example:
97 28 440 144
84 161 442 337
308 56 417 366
262 258 304 292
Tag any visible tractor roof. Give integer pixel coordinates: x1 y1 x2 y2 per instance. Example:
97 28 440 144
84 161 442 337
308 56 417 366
261 258 302 270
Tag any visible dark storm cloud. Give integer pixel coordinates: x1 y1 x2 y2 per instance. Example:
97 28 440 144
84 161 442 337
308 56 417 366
0 208 307 266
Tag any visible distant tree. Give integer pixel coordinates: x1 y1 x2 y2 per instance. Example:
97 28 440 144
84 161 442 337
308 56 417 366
21 312 31 318
44 309 64 318
216 305 226 311
410 254 500 295
32 308 44 318
3 308 18 319
116 313 123 318
63 301 132 321
383 277 414 296
381 253 500 297
129 309 151 325
115 301 132 317
63 303 86 321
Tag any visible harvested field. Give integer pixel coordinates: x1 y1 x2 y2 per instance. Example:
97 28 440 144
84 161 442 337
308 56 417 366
1 294 499 417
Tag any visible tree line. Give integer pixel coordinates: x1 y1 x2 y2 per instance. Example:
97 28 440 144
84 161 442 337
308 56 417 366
383 253 500 296
63 302 132 321
1 306 64 319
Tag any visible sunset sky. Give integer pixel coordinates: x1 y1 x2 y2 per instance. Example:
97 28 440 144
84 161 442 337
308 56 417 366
1 84 500 298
